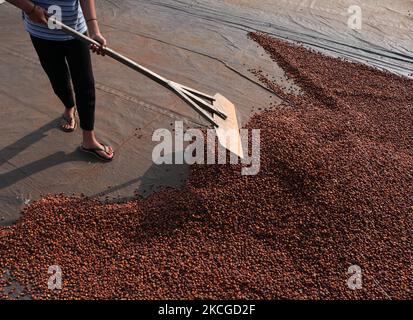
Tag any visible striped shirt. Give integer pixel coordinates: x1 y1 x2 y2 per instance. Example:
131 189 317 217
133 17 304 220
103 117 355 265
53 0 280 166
23 0 87 41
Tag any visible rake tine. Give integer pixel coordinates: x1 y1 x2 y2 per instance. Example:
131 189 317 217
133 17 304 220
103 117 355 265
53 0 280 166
180 87 227 120
177 84 216 101
171 86 219 127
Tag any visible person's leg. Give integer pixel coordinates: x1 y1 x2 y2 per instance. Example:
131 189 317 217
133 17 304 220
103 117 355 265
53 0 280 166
65 38 113 160
30 36 76 130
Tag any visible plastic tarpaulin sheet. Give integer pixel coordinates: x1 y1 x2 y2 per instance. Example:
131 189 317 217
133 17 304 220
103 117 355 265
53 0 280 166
1 0 412 224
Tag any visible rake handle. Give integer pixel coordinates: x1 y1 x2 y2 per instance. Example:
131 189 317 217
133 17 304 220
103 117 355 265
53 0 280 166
51 18 170 87
51 18 222 128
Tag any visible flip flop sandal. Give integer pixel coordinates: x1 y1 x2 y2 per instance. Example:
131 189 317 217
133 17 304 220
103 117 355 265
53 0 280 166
60 110 77 133
80 144 114 162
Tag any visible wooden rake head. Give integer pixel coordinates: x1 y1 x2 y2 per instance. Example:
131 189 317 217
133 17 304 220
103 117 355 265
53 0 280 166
169 82 244 159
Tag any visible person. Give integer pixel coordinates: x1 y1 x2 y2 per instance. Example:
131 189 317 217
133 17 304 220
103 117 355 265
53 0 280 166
6 0 114 162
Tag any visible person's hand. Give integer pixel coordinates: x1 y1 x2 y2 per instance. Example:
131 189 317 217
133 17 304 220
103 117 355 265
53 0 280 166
27 5 49 25
90 32 107 56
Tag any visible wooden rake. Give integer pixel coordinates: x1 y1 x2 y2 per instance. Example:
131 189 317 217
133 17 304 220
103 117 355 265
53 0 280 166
53 19 244 158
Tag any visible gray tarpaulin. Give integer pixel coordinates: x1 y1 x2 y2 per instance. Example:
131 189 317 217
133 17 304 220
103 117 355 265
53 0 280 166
1 0 412 224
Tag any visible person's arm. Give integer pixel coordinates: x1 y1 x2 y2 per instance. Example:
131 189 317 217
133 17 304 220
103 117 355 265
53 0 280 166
80 0 106 56
6 0 48 24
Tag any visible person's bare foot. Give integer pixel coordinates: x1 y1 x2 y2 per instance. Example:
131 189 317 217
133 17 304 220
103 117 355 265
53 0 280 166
81 141 114 161
81 130 114 161
61 107 76 132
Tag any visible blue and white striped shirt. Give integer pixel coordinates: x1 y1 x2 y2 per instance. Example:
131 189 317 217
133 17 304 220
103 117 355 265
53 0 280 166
23 0 87 41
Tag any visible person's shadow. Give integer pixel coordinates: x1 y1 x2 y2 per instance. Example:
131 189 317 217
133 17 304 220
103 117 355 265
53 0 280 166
136 151 189 197
91 151 190 203
88 151 195 242
0 118 99 190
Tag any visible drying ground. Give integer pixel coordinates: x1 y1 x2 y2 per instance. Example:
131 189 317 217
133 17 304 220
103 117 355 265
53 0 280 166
1 32 412 300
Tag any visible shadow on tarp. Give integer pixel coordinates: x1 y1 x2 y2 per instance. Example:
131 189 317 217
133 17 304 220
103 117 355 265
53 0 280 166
91 151 189 204
0 118 101 190
137 151 189 197
0 119 58 167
